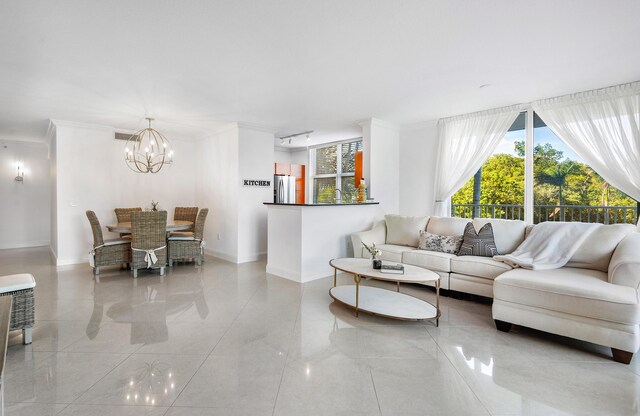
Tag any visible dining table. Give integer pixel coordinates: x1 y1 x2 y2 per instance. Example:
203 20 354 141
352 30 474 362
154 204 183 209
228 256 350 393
105 220 193 233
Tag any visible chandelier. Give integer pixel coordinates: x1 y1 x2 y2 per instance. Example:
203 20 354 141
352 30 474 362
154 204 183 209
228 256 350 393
124 118 174 173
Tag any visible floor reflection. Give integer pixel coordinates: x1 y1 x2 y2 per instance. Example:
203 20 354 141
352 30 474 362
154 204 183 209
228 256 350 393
87 269 209 345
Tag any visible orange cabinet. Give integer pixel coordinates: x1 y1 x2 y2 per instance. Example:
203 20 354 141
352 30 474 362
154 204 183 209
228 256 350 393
274 162 291 175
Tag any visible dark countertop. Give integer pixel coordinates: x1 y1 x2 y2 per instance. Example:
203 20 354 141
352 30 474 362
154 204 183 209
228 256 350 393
264 202 380 206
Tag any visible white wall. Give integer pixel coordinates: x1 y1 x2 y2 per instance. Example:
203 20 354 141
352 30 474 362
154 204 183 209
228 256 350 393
290 149 308 167
50 126 58 257
52 121 197 265
196 124 273 263
274 148 291 164
196 125 240 262
0 140 50 249
360 118 400 214
399 121 439 217
238 127 274 262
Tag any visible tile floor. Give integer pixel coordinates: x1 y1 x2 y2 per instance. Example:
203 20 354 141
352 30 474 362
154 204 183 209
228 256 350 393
1 246 639 415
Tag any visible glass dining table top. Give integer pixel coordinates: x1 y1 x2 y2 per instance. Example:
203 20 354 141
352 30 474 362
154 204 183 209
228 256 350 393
105 220 193 233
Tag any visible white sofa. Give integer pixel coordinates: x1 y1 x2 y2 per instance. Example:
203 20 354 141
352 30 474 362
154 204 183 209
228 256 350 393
351 216 528 296
351 215 640 363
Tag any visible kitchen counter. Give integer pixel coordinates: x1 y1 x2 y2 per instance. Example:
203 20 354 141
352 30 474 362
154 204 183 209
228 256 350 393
264 202 383 283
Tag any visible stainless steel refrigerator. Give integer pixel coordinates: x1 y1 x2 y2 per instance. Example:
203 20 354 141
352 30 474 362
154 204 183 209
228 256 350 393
274 175 297 203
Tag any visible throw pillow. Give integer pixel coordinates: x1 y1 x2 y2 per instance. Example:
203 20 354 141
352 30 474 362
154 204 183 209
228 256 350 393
418 231 463 254
384 214 429 247
458 222 499 257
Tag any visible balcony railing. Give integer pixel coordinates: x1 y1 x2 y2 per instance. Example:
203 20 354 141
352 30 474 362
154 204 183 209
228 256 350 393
452 203 638 225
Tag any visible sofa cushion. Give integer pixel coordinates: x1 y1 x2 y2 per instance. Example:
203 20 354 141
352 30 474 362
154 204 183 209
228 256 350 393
473 218 526 254
451 256 512 280
494 268 640 325
418 231 463 254
384 215 429 247
458 222 499 257
566 224 635 272
363 244 417 263
402 250 455 273
426 216 469 236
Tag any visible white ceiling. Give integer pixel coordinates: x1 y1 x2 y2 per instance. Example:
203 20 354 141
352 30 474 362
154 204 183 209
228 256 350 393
1 1 639 148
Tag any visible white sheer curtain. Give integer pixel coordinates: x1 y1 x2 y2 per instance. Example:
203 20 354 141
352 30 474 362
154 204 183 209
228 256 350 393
433 105 521 216
532 81 640 201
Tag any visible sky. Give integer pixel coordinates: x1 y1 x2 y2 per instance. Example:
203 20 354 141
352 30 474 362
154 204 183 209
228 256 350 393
495 127 581 162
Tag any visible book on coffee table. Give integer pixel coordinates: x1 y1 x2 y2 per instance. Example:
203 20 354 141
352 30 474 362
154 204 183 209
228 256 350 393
380 264 404 274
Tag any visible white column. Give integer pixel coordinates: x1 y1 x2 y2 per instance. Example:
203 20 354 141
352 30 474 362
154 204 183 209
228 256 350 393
359 118 400 214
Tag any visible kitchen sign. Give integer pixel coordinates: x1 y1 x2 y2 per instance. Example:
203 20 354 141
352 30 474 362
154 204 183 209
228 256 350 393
242 179 271 187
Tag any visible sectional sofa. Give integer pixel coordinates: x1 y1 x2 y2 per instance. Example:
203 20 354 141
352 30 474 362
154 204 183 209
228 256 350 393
350 215 640 363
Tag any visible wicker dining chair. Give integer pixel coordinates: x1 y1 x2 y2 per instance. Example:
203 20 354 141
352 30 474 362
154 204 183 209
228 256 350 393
86 210 132 275
131 211 168 278
114 207 142 238
168 208 208 266
173 207 198 232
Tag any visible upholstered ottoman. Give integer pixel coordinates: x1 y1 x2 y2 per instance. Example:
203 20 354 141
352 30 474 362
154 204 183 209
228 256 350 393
0 273 36 345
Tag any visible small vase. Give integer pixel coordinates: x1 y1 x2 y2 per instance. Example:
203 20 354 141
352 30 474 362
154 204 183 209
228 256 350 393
372 259 382 269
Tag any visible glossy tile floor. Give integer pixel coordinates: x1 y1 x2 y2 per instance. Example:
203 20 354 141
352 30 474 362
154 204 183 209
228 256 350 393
1 247 639 416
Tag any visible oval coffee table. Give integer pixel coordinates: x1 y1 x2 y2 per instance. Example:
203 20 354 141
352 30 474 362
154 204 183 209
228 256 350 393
329 258 440 325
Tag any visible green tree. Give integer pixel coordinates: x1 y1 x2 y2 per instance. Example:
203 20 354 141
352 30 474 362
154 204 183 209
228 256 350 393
536 161 576 206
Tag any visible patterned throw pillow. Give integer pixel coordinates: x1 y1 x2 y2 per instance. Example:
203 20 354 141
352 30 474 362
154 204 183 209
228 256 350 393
458 222 499 257
418 231 463 254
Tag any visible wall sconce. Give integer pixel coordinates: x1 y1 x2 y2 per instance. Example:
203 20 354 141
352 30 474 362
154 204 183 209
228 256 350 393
15 162 24 183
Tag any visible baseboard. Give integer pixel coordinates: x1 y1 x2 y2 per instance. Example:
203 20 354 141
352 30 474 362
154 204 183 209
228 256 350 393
204 248 237 263
237 251 267 264
0 240 50 250
266 264 301 282
203 248 267 264
56 257 86 266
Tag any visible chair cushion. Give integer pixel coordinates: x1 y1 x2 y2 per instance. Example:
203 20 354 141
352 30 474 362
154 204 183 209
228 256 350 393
169 231 195 238
402 250 455 273
451 256 512 280
426 216 469 236
494 268 640 325
103 238 131 246
473 218 526 255
384 215 428 247
169 235 197 241
0 273 36 292
566 224 635 272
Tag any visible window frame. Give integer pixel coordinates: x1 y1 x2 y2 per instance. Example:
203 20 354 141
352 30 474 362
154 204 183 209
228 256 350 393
309 138 362 204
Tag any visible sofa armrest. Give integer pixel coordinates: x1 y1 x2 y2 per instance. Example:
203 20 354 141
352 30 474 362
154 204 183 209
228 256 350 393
350 220 386 258
609 232 640 290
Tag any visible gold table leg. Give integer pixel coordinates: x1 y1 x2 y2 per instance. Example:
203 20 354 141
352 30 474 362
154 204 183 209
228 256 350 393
333 268 337 288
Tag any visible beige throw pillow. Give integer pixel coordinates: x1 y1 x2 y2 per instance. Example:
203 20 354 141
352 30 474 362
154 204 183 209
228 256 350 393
384 214 429 247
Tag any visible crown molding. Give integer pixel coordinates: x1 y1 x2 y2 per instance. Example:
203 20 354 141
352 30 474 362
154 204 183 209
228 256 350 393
49 119 115 132
236 121 277 134
357 118 400 131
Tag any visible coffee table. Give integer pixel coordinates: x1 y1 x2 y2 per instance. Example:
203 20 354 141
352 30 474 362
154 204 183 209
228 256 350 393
329 258 440 325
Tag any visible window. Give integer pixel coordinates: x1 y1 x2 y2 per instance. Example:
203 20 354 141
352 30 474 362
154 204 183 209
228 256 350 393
452 111 638 224
310 139 362 203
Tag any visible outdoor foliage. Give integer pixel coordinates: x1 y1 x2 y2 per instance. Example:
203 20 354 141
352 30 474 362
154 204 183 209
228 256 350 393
452 141 636 210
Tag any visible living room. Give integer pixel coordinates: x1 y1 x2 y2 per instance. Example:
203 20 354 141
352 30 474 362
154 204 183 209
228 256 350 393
1 1 639 415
